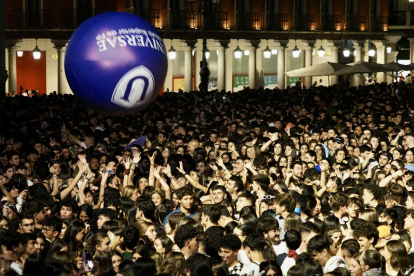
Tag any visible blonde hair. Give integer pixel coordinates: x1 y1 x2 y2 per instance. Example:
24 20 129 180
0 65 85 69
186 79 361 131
122 185 137 198
161 252 185 276
285 213 302 232
358 207 378 223
133 220 153 236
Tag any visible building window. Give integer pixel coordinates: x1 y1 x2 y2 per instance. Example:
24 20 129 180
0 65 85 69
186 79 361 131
321 0 332 15
170 0 181 10
295 0 306 15
267 0 278 13
132 0 148 9
236 0 248 13
347 0 357 16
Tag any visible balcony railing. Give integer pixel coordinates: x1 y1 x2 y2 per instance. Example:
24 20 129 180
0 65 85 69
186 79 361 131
347 15 368 31
321 15 345 31
389 11 406 25
6 9 50 29
266 13 291 31
371 16 388 31
295 14 318 31
61 9 105 29
164 10 197 29
202 11 229 30
230 12 262 30
126 8 160 27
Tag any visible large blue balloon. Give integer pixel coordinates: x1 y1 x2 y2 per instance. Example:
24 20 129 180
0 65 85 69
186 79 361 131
65 12 167 115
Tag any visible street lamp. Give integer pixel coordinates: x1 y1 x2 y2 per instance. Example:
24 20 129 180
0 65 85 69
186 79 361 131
387 45 392 53
234 46 242 59
272 49 278 55
343 47 350 57
205 48 210 59
17 51 23 57
168 45 177 60
33 39 41 60
318 46 325 57
292 46 300 58
244 50 249 56
264 46 271 58
369 44 376 57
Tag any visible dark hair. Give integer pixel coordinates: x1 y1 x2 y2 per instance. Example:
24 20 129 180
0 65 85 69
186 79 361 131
274 193 296 213
42 216 63 234
285 230 301 250
137 200 156 220
259 260 283 276
307 235 331 253
218 234 242 251
134 258 157 276
62 220 85 252
303 260 323 276
123 225 140 250
202 205 221 224
174 224 198 249
362 250 385 270
341 239 360 258
243 234 267 251
22 253 45 275
257 216 279 237
59 197 79 214
353 222 379 245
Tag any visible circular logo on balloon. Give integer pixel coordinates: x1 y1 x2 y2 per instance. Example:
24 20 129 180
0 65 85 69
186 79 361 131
65 12 167 115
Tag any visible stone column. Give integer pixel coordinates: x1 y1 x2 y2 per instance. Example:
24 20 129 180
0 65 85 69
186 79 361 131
277 46 285 89
52 40 68 94
409 38 414 64
248 46 257 89
215 40 229 92
372 40 386 83
353 40 364 87
304 47 312 88
184 46 193 92
216 46 225 91
182 40 197 92
386 51 398 84
5 40 19 95
329 46 339 85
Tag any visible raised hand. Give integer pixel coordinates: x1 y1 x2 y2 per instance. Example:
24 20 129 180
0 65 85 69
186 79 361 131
149 152 157 164
153 166 161 179
177 161 185 174
124 157 131 170
162 164 172 176
216 157 225 168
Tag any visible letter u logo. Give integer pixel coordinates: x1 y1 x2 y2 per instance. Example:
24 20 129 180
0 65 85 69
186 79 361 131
112 66 154 109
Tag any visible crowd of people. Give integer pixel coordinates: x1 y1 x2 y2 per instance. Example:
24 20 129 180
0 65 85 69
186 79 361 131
0 80 414 276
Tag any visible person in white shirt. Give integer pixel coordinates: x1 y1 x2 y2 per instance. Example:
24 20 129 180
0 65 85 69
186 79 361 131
240 234 268 276
307 235 348 274
281 230 302 276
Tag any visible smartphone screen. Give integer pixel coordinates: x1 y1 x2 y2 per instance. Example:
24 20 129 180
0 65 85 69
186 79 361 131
85 250 93 269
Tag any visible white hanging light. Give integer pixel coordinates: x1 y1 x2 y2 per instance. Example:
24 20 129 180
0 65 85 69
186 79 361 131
263 46 271 58
244 50 249 56
17 51 23 57
292 46 300 58
387 46 392 53
343 48 350 57
33 39 41 60
317 46 325 57
168 46 176 60
368 46 376 57
272 49 278 55
205 49 210 59
234 46 242 59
